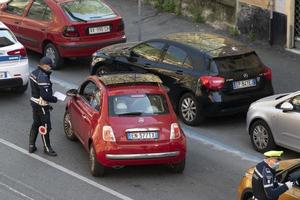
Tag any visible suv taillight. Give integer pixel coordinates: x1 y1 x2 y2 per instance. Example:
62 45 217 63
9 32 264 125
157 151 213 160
263 66 272 80
199 76 225 91
170 123 181 140
7 48 27 57
63 26 79 37
102 126 116 142
116 19 124 31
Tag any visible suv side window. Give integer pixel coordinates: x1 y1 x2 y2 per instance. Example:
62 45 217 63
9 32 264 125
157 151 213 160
162 45 192 69
131 42 165 62
291 95 300 112
27 0 53 21
6 0 30 16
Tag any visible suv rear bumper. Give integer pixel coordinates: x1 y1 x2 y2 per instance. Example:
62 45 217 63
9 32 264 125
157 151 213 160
200 85 274 116
57 35 126 57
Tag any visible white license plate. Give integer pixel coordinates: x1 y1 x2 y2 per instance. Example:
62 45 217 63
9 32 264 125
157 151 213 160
127 131 159 140
89 25 110 35
0 72 7 79
233 79 256 89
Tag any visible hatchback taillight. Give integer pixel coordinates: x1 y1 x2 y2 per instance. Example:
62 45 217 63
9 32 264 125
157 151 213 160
7 48 27 57
102 126 116 142
116 19 124 31
63 26 79 37
263 66 272 80
170 123 181 140
199 76 225 91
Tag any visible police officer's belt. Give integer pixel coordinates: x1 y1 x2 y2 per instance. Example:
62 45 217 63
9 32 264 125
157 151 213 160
30 97 49 106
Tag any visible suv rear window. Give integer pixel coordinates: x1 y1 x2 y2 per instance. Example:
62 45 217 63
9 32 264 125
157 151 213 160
109 94 169 116
61 0 116 21
213 53 263 73
0 29 16 47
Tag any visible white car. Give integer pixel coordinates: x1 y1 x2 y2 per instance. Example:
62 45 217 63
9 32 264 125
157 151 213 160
0 21 29 93
247 91 300 153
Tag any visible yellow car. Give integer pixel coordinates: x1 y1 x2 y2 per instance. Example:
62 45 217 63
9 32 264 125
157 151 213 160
237 159 300 200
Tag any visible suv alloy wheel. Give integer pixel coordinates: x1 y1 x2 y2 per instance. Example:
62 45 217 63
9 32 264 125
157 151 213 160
179 93 204 126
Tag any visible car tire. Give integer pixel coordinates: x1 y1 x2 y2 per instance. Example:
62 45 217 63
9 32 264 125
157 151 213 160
249 120 276 153
44 43 63 70
11 83 28 93
89 145 105 177
179 93 204 126
168 159 185 173
63 111 77 141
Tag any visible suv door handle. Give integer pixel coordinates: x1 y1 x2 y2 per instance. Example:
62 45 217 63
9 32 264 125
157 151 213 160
176 70 183 74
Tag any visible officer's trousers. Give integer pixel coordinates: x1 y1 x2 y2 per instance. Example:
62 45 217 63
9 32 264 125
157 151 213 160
29 106 52 150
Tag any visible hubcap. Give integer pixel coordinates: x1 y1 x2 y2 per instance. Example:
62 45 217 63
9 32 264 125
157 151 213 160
64 113 73 137
181 97 197 122
253 125 269 150
45 47 56 66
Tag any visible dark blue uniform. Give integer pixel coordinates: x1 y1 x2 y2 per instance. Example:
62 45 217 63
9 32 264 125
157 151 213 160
252 161 288 200
29 67 57 155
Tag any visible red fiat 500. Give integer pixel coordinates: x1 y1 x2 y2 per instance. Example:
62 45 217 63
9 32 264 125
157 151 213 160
64 73 186 176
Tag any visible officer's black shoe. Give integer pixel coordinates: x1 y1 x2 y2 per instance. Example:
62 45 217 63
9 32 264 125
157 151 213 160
29 145 37 153
44 147 57 157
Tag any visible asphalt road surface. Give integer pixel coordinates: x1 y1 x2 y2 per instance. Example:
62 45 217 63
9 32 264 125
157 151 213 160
1 0 300 199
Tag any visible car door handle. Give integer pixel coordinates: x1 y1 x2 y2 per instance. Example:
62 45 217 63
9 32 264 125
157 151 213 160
14 21 20 24
40 28 46 31
176 70 183 75
82 114 87 119
144 63 151 68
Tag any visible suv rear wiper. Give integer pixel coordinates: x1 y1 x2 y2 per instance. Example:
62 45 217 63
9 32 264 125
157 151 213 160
118 112 143 116
63 6 87 22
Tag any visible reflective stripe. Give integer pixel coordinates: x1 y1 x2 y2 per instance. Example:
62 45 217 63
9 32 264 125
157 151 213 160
30 75 50 86
255 168 263 178
264 183 274 188
30 97 49 106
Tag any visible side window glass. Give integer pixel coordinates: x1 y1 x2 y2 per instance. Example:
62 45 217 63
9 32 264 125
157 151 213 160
27 0 52 21
131 42 164 62
90 90 101 111
163 46 192 69
6 0 30 16
80 81 97 104
291 95 300 111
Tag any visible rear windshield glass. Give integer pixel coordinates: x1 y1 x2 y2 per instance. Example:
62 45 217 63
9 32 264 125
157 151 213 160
109 94 169 116
0 29 16 47
61 0 116 21
213 53 263 73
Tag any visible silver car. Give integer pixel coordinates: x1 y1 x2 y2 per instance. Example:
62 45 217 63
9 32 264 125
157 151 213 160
247 91 300 153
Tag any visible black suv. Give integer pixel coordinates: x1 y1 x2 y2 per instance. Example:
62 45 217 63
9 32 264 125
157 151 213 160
90 32 274 125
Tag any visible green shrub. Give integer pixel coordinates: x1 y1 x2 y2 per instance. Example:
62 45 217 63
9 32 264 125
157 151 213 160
248 31 256 41
162 0 176 12
228 26 240 36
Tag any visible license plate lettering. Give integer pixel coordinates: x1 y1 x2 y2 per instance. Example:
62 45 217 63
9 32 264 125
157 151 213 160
127 131 158 140
233 79 256 89
0 72 7 79
89 25 110 35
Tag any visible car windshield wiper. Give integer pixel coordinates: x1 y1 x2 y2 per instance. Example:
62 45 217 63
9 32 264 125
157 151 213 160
118 112 143 116
63 6 87 22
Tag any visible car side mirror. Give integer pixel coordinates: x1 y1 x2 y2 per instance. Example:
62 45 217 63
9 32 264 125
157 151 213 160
281 102 294 112
127 51 138 62
66 89 78 97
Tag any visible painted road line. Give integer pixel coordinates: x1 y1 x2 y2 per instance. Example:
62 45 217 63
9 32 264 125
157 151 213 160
0 138 134 200
0 182 35 200
45 74 263 164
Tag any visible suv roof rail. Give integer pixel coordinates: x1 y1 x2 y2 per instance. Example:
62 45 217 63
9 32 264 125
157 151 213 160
98 73 162 86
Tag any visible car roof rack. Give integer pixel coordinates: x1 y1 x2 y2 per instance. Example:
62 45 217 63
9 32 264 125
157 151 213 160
98 73 162 86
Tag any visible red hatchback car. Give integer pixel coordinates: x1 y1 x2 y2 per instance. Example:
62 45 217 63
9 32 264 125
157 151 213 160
0 0 126 69
64 73 186 176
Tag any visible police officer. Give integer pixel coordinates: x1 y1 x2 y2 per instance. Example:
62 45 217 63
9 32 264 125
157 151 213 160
252 151 294 200
29 56 58 156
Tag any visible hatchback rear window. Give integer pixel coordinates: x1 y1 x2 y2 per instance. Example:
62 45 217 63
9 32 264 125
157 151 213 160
109 94 169 116
61 0 116 21
0 29 16 47
213 53 263 73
